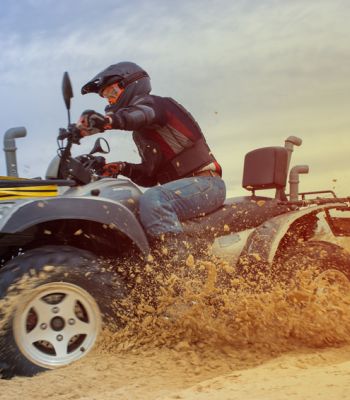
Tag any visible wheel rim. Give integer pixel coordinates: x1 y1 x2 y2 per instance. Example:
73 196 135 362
13 282 102 369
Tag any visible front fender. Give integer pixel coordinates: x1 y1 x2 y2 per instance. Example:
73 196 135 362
1 197 149 254
239 203 348 267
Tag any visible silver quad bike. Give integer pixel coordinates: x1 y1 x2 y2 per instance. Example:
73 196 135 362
1 73 350 378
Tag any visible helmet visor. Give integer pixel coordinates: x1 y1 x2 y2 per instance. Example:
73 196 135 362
100 82 125 105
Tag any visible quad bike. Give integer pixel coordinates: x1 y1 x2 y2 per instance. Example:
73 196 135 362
1 72 350 378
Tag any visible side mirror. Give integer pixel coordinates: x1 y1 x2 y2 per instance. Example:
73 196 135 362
89 138 110 155
62 71 73 110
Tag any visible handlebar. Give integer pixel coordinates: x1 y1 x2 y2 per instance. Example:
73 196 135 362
56 122 118 184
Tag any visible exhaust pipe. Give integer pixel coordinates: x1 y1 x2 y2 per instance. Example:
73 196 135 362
3 127 27 177
284 136 302 173
289 165 309 202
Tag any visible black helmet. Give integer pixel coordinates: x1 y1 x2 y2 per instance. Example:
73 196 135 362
81 61 152 112
81 62 151 111
81 62 150 93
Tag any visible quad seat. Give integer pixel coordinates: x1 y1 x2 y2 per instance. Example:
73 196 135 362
181 196 290 237
182 146 290 237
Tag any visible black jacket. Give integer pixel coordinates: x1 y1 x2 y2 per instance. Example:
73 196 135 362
107 94 221 187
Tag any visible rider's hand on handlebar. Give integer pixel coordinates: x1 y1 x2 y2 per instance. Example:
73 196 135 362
58 125 81 144
69 124 83 144
76 110 112 137
102 162 125 178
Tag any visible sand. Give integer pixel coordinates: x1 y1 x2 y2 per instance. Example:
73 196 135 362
1 340 350 399
1 255 350 399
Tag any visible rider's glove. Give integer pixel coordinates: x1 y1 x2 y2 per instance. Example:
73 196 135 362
102 162 125 178
77 110 112 137
69 124 83 144
58 124 82 144
106 112 124 129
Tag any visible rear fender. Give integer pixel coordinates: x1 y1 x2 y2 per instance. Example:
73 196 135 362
1 197 149 254
238 203 347 267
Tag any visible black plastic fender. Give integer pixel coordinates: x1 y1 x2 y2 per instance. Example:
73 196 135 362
1 197 150 254
237 203 347 270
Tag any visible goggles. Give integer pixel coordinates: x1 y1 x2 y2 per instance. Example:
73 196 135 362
100 82 125 105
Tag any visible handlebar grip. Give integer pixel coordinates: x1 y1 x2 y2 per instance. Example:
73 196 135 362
57 126 81 144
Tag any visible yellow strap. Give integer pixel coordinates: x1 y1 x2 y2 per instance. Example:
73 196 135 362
0 185 57 191
0 185 58 199
0 195 57 200
0 176 30 181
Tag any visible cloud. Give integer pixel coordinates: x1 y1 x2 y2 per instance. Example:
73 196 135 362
1 0 350 195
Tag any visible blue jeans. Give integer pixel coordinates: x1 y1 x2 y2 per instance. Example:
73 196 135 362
139 176 226 237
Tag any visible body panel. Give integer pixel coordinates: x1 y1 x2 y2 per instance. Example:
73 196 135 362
1 196 149 254
238 203 349 268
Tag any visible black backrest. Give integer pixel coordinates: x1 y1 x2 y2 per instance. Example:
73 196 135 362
242 146 288 191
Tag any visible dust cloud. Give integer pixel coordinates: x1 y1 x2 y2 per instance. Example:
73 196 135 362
1 252 350 399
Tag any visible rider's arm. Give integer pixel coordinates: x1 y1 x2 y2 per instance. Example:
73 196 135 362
119 162 158 187
118 134 163 187
105 96 165 132
103 96 165 186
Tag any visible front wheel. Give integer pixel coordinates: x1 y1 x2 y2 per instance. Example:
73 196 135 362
0 246 127 378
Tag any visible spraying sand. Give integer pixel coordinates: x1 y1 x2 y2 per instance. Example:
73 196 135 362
1 254 350 399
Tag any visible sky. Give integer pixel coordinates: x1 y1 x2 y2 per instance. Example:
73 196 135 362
1 0 350 197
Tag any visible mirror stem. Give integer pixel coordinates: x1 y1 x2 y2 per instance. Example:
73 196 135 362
67 109 71 126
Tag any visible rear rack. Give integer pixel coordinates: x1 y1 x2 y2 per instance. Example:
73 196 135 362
279 196 350 207
296 190 337 200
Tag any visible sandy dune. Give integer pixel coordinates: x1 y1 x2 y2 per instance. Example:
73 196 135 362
1 344 350 399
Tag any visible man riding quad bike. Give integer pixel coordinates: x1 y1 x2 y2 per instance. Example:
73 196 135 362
76 61 226 259
1 70 350 378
